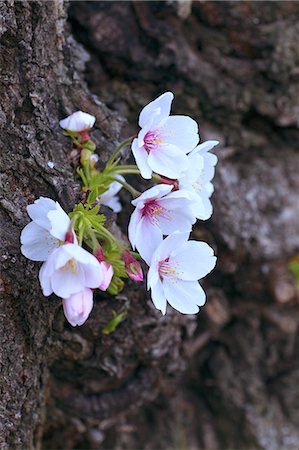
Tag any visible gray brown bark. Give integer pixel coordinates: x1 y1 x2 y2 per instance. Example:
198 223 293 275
0 1 299 449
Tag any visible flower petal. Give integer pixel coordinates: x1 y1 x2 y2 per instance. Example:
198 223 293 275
59 111 96 132
189 140 219 158
27 197 56 229
139 92 174 128
20 222 59 261
83 261 103 288
51 263 86 298
147 144 189 179
131 138 152 179
131 184 172 207
151 231 190 262
39 262 53 296
171 241 216 280
47 202 70 241
163 279 206 314
161 115 199 153
150 278 167 315
135 216 163 265
128 207 142 249
157 208 194 236
63 288 93 327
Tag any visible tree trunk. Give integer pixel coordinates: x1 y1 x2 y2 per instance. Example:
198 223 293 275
1 1 299 449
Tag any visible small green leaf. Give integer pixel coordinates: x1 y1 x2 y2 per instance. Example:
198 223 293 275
102 310 127 335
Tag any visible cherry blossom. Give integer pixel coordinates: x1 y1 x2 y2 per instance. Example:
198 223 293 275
179 140 219 220
59 111 96 133
20 197 74 261
147 232 216 315
131 92 199 179
99 175 125 213
128 184 196 264
63 288 94 327
39 243 103 298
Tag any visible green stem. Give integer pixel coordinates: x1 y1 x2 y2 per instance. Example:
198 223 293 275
107 137 134 167
97 225 121 250
87 223 100 250
108 176 140 198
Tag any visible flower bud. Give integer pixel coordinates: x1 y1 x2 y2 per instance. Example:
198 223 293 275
62 288 93 327
94 247 114 291
123 251 143 282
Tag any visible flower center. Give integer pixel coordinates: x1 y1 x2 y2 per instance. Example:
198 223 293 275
60 258 79 275
144 129 163 154
158 258 179 281
142 200 171 225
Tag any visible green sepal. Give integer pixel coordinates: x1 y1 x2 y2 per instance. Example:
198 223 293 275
102 310 127 335
107 276 125 295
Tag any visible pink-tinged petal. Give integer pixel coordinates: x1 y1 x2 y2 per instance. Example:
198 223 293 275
147 144 189 179
139 92 174 128
171 241 216 281
51 263 86 298
131 138 152 179
39 263 53 296
190 140 219 158
160 115 199 153
63 288 93 327
27 197 56 229
150 278 167 315
135 216 163 265
59 111 96 132
47 203 70 240
131 184 172 207
98 262 114 291
123 251 144 282
151 231 190 262
163 279 205 314
20 222 59 261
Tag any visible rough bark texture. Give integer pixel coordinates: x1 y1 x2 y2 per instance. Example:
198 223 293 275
1 1 299 449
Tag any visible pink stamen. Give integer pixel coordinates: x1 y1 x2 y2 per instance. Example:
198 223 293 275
144 129 162 154
79 130 90 142
142 200 171 224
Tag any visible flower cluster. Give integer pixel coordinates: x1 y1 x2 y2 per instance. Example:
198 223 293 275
20 92 218 327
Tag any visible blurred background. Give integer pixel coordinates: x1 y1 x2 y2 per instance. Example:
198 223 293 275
35 1 299 448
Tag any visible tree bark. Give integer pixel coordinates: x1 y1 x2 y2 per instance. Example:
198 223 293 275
1 1 299 449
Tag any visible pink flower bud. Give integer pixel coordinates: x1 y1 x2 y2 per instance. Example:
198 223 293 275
62 288 93 327
123 251 143 282
94 247 114 291
79 131 90 142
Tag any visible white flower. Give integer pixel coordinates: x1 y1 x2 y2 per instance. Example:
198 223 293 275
20 197 74 261
128 184 196 264
59 111 96 132
39 243 103 298
179 140 219 220
99 175 125 213
131 92 199 180
63 288 94 327
148 232 216 315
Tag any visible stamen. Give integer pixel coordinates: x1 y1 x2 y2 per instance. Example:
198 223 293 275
144 129 163 154
158 258 180 282
142 200 172 225
60 258 79 275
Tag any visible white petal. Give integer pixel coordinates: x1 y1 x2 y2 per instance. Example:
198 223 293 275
151 231 190 262
147 144 189 179
83 260 103 288
135 216 163 265
161 116 199 153
158 208 194 236
59 111 96 132
131 138 152 179
100 175 125 202
139 92 174 128
27 197 56 229
189 195 211 221
171 241 216 280
47 202 70 241
20 222 59 261
51 263 86 298
128 208 142 249
39 263 53 296
163 279 206 314
102 195 122 213
150 278 167 315
190 140 219 157
131 184 172 207
63 244 99 266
